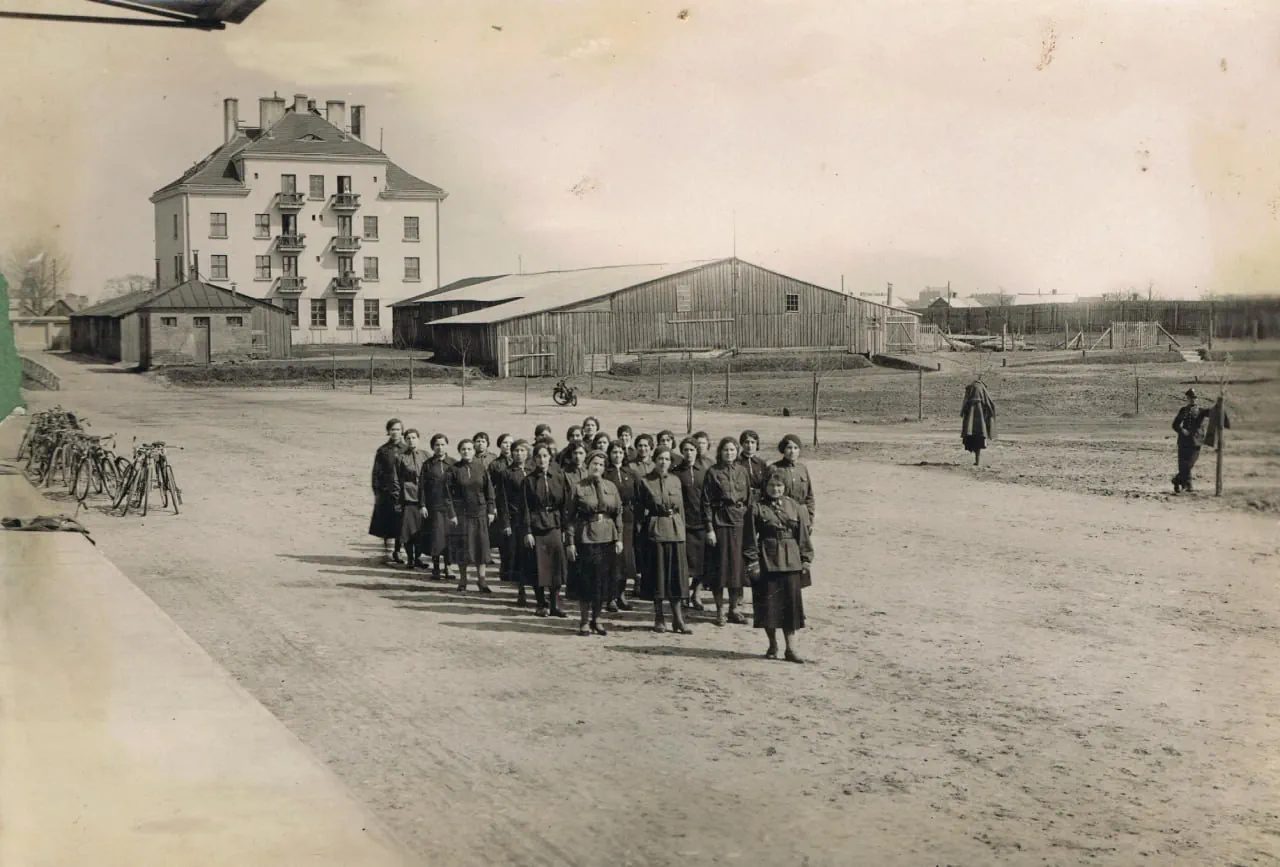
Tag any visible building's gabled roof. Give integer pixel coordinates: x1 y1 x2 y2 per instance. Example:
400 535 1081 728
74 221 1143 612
74 279 284 318
385 161 445 195
152 137 246 195
392 275 508 307
419 260 722 325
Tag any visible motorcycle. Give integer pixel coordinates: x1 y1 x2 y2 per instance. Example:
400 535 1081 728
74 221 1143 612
552 378 579 407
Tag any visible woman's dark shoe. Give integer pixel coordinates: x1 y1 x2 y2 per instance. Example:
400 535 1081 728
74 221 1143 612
616 598 633 611
591 621 608 636
674 624 693 635
784 649 805 664
391 552 405 564
535 606 549 618
605 601 619 613
727 610 747 625
516 597 530 608
651 621 667 633
764 646 778 660
478 584 494 594
713 612 726 627
578 624 592 636
456 583 468 592
550 608 569 618
687 596 705 611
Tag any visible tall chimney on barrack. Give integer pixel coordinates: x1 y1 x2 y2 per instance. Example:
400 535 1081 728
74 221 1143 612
223 98 239 143
325 100 347 130
350 104 366 141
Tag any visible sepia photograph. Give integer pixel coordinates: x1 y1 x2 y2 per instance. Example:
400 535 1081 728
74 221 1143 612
1 1 1278 865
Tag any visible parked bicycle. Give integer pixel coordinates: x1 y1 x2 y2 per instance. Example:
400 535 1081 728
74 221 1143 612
70 434 129 503
113 441 183 517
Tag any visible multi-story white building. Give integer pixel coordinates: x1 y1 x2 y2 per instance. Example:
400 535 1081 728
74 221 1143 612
150 93 445 344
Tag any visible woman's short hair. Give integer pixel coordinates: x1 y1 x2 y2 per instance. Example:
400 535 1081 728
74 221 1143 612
472 432 490 445
778 433 802 454
616 424 633 436
566 424 583 439
495 433 513 448
531 442 553 459
739 429 760 445
678 437 698 454
404 428 421 439
429 433 449 447
634 433 654 448
716 436 739 460
585 449 608 467
457 438 475 453
607 440 627 459
652 446 673 462
511 438 530 454
385 417 403 433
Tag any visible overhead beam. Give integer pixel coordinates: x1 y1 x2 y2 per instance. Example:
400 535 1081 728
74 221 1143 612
0 10 225 28
87 0 200 22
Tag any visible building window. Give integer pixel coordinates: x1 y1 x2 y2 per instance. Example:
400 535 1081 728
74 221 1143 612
363 299 380 328
364 256 379 280
309 174 324 200
404 216 419 241
310 299 327 327
173 214 180 239
337 175 352 194
210 255 228 280
160 316 177 326
281 174 296 194
337 214 353 237
785 293 799 313
281 298 299 327
210 212 227 238
363 215 378 239
404 257 420 280
174 254 184 282
676 284 692 312
255 255 271 280
255 214 270 238
226 315 244 327
282 255 298 276
338 255 354 277
338 298 355 328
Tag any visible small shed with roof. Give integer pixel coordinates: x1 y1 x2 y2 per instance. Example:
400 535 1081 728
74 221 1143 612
70 278 292 369
392 257 913 376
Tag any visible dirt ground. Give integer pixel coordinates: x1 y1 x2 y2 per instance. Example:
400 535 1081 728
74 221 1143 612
18 352 1280 866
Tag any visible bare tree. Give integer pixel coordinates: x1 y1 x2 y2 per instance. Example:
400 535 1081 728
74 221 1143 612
5 239 71 316
452 332 473 406
101 273 155 300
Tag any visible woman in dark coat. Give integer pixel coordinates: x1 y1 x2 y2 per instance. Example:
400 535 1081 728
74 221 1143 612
560 443 588 600
702 436 751 626
603 439 639 612
674 438 711 611
446 439 496 592
396 429 429 568
637 447 692 634
770 434 815 530
961 379 995 465
627 433 656 600
420 433 455 580
494 439 533 606
737 429 770 498
368 418 406 565
566 450 624 636
745 470 814 663
519 443 571 618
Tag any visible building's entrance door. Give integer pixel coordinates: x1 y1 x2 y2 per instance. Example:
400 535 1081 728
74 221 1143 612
192 316 211 364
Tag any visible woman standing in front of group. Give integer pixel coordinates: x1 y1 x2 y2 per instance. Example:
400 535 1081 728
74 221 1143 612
421 433 455 580
445 439 496 593
566 450 624 636
369 418 406 565
746 469 814 663
520 443 570 618
675 437 712 611
396 429 428 569
702 436 751 626
770 434 815 530
603 439 639 611
637 446 692 634
494 438 533 606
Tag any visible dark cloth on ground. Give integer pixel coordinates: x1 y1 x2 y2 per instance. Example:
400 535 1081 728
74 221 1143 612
961 381 996 453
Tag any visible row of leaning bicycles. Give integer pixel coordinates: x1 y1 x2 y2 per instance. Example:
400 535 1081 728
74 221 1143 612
15 406 183 517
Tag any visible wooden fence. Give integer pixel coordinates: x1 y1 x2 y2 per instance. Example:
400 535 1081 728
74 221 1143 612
19 355 60 390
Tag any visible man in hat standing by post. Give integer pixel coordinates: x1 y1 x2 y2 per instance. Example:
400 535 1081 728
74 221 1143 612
1171 388 1209 493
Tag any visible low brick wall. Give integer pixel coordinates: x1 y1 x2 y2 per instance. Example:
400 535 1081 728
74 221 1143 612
19 355 60 390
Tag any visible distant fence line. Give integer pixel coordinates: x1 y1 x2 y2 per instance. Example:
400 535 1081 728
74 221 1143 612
19 355 60 390
918 298 1280 339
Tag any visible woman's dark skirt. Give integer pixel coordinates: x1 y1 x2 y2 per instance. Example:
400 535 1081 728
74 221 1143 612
574 543 617 605
496 531 520 581
508 536 536 586
368 493 401 539
399 503 425 547
423 511 451 557
706 523 747 590
962 434 987 454
448 515 491 566
751 570 806 631
531 529 566 589
684 526 710 581
612 518 636 594
639 540 689 602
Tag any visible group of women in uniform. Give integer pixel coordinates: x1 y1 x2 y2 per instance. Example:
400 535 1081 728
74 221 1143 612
369 416 816 662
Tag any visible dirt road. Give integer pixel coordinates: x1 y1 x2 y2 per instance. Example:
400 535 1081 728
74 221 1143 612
20 353 1280 866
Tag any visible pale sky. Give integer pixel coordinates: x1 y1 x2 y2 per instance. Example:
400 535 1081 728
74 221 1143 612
2 0 1279 300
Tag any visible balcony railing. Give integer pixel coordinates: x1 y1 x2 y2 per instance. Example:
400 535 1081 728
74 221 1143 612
276 233 306 252
276 191 306 210
275 275 306 294
331 192 361 210
331 235 361 253
332 273 361 293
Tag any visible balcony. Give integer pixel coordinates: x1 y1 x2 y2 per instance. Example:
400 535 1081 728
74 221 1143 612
331 235 361 253
330 192 361 211
332 273 361 293
275 191 306 210
275 275 306 294
275 233 306 252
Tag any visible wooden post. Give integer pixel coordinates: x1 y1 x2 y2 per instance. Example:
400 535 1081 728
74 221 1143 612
331 350 337 390
1134 374 1140 415
1208 302 1215 351
408 354 414 399
657 355 663 400
687 355 694 435
589 353 595 394
523 371 529 414
725 358 731 406
812 370 820 446
917 368 923 421
368 354 374 395
1252 319 1259 344
1215 394 1225 496
461 354 467 406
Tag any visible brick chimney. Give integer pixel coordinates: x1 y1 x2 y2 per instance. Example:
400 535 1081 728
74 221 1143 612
325 100 346 129
293 93 308 113
223 97 239 143
259 95 285 129
350 105 365 140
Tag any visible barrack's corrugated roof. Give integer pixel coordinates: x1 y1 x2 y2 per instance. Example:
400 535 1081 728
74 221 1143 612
421 260 721 325
153 106 443 197
74 279 280 318
392 275 507 307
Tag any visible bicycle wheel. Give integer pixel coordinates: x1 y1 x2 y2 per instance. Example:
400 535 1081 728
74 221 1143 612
161 461 182 508
112 465 136 512
99 456 122 498
71 458 93 502
139 464 150 517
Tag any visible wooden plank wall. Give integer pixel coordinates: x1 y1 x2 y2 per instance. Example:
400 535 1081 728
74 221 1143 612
919 297 1280 338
